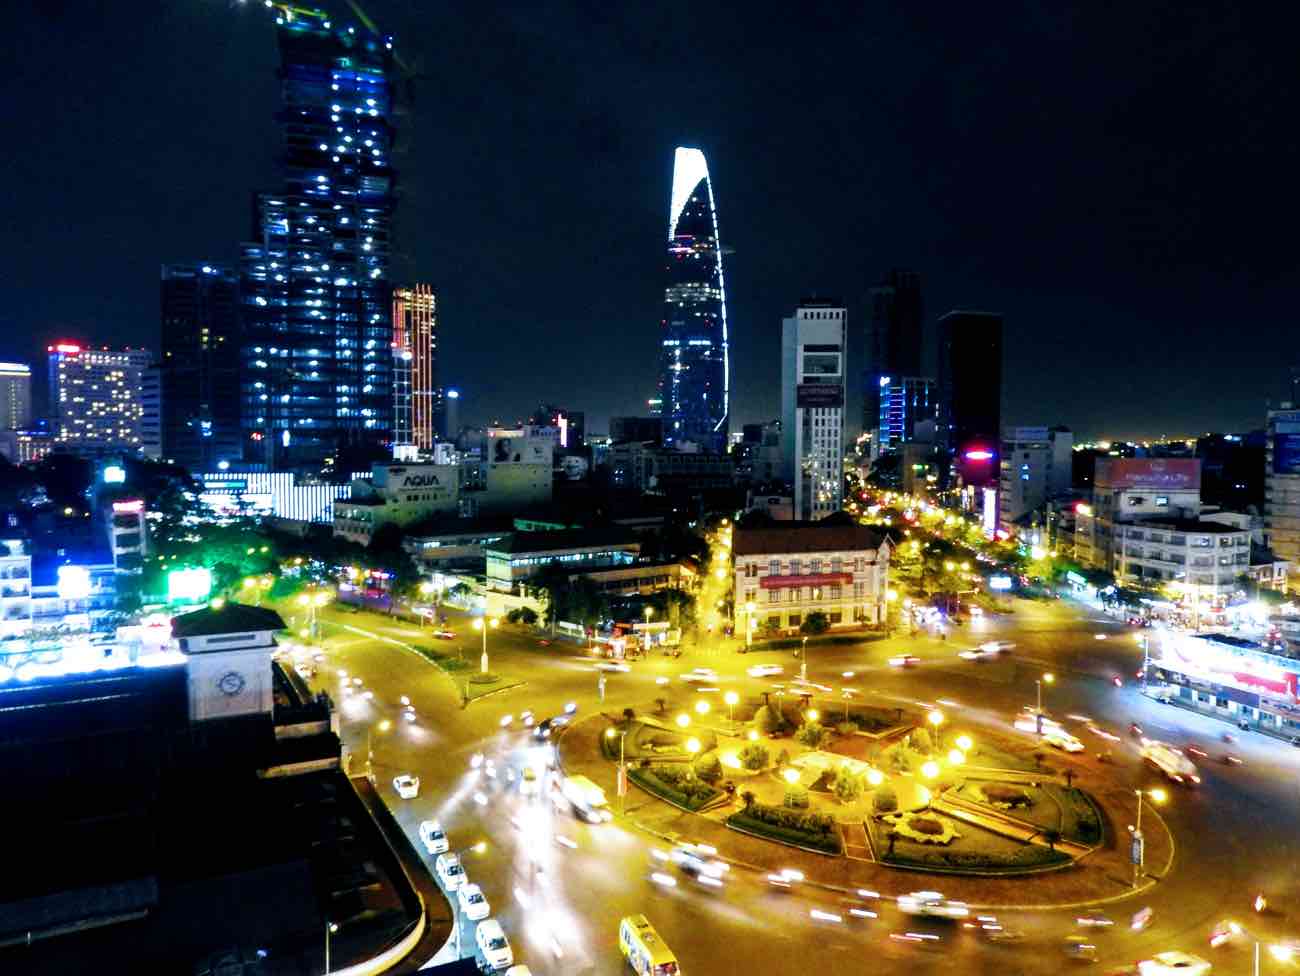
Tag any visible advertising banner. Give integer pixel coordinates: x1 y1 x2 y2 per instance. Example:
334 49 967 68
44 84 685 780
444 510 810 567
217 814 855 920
797 384 844 408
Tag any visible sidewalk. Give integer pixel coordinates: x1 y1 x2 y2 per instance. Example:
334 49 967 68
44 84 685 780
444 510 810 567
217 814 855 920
558 712 1174 910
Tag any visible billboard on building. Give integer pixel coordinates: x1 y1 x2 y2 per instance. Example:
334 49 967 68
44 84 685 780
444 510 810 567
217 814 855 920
1095 458 1199 490
1274 434 1300 475
796 384 844 408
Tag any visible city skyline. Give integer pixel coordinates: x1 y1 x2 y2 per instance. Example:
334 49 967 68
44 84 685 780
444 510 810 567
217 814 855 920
3 3 1299 441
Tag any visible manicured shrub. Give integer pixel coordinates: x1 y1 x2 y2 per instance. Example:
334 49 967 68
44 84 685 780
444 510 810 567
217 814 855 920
873 785 898 813
796 721 827 748
739 742 770 770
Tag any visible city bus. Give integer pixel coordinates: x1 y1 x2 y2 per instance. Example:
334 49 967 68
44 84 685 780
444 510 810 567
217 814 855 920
619 914 679 975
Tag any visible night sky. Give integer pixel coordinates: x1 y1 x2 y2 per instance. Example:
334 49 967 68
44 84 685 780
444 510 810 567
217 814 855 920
4 1 1298 440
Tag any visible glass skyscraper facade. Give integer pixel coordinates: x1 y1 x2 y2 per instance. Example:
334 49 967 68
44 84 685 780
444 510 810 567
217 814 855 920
160 263 241 470
656 147 729 454
392 284 441 450
240 4 397 468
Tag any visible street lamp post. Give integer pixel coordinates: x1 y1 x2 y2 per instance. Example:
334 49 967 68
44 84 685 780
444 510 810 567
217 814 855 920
643 605 655 653
366 718 391 781
1132 787 1166 888
725 690 739 725
800 636 808 682
1035 672 1054 733
473 616 499 674
606 727 628 816
325 920 339 975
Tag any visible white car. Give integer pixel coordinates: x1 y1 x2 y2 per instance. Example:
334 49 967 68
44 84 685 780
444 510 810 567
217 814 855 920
458 883 490 921
681 668 718 683
435 853 467 891
596 661 630 673
980 641 1015 653
1014 714 1065 736
957 648 987 662
418 820 449 855
1042 731 1085 753
897 890 969 918
392 774 420 799
1138 951 1212 976
475 919 514 971
888 655 921 668
747 664 784 678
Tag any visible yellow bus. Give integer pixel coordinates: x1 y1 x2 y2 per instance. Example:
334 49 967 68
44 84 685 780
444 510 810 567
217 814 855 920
618 914 680 976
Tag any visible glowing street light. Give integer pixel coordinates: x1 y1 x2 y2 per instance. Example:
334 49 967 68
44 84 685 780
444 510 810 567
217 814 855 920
955 734 973 753
927 708 944 729
921 760 940 780
1035 672 1055 727
747 729 760 742
695 700 711 716
806 708 820 722
866 769 884 787
1132 787 1167 888
675 713 691 728
947 749 966 765
783 767 800 785
472 616 499 674
724 690 739 722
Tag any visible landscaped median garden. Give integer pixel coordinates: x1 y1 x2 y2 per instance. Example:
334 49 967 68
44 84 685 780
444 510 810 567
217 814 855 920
590 689 1120 877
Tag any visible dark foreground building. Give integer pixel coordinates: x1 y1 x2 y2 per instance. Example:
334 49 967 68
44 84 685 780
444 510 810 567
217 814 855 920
938 310 1003 487
0 603 423 975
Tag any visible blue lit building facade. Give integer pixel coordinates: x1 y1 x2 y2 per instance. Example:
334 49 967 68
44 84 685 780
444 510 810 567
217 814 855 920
656 148 729 454
877 375 936 450
240 5 397 468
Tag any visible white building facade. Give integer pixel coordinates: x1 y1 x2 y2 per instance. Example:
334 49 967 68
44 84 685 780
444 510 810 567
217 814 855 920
781 303 847 521
733 521 891 635
997 425 1072 537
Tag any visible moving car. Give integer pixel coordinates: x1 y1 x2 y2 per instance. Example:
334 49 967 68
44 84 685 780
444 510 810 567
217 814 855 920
747 663 784 678
618 914 679 976
435 853 467 891
418 820 449 855
668 843 728 879
556 774 613 822
597 661 631 673
957 648 988 662
1064 936 1099 961
897 891 969 919
475 919 514 971
1076 912 1114 928
889 655 921 668
392 774 420 799
980 641 1015 653
1043 731 1086 753
433 629 456 640
681 667 718 683
457 883 490 921
1137 951 1212 976
1140 739 1201 785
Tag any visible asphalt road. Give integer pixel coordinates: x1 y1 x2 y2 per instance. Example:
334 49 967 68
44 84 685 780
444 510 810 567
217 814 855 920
291 598 1300 975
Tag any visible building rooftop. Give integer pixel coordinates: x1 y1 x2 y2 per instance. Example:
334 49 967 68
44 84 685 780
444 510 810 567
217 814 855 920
734 519 890 556
1131 516 1247 534
171 602 286 639
485 526 640 556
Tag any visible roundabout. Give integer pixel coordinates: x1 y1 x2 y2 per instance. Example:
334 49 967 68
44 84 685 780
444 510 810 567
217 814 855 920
292 597 1300 975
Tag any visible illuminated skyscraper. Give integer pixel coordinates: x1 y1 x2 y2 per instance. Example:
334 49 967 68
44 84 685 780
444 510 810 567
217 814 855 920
240 4 398 467
0 362 31 431
656 147 729 453
47 344 150 456
392 284 441 450
781 301 847 521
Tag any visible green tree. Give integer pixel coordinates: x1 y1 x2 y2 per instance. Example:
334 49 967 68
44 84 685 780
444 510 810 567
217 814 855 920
796 721 827 749
909 728 933 754
800 611 830 636
738 743 770 770
834 768 863 803
694 753 723 784
873 785 898 813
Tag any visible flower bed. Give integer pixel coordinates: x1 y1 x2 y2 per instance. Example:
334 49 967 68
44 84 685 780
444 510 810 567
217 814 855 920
869 816 1071 874
880 812 962 845
628 765 721 812
727 802 842 854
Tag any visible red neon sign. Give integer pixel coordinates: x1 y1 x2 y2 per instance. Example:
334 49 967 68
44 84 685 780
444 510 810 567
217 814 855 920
112 499 144 514
50 343 82 355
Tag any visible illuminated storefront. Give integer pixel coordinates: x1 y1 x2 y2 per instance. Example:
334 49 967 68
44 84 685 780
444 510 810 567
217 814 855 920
1145 631 1300 735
